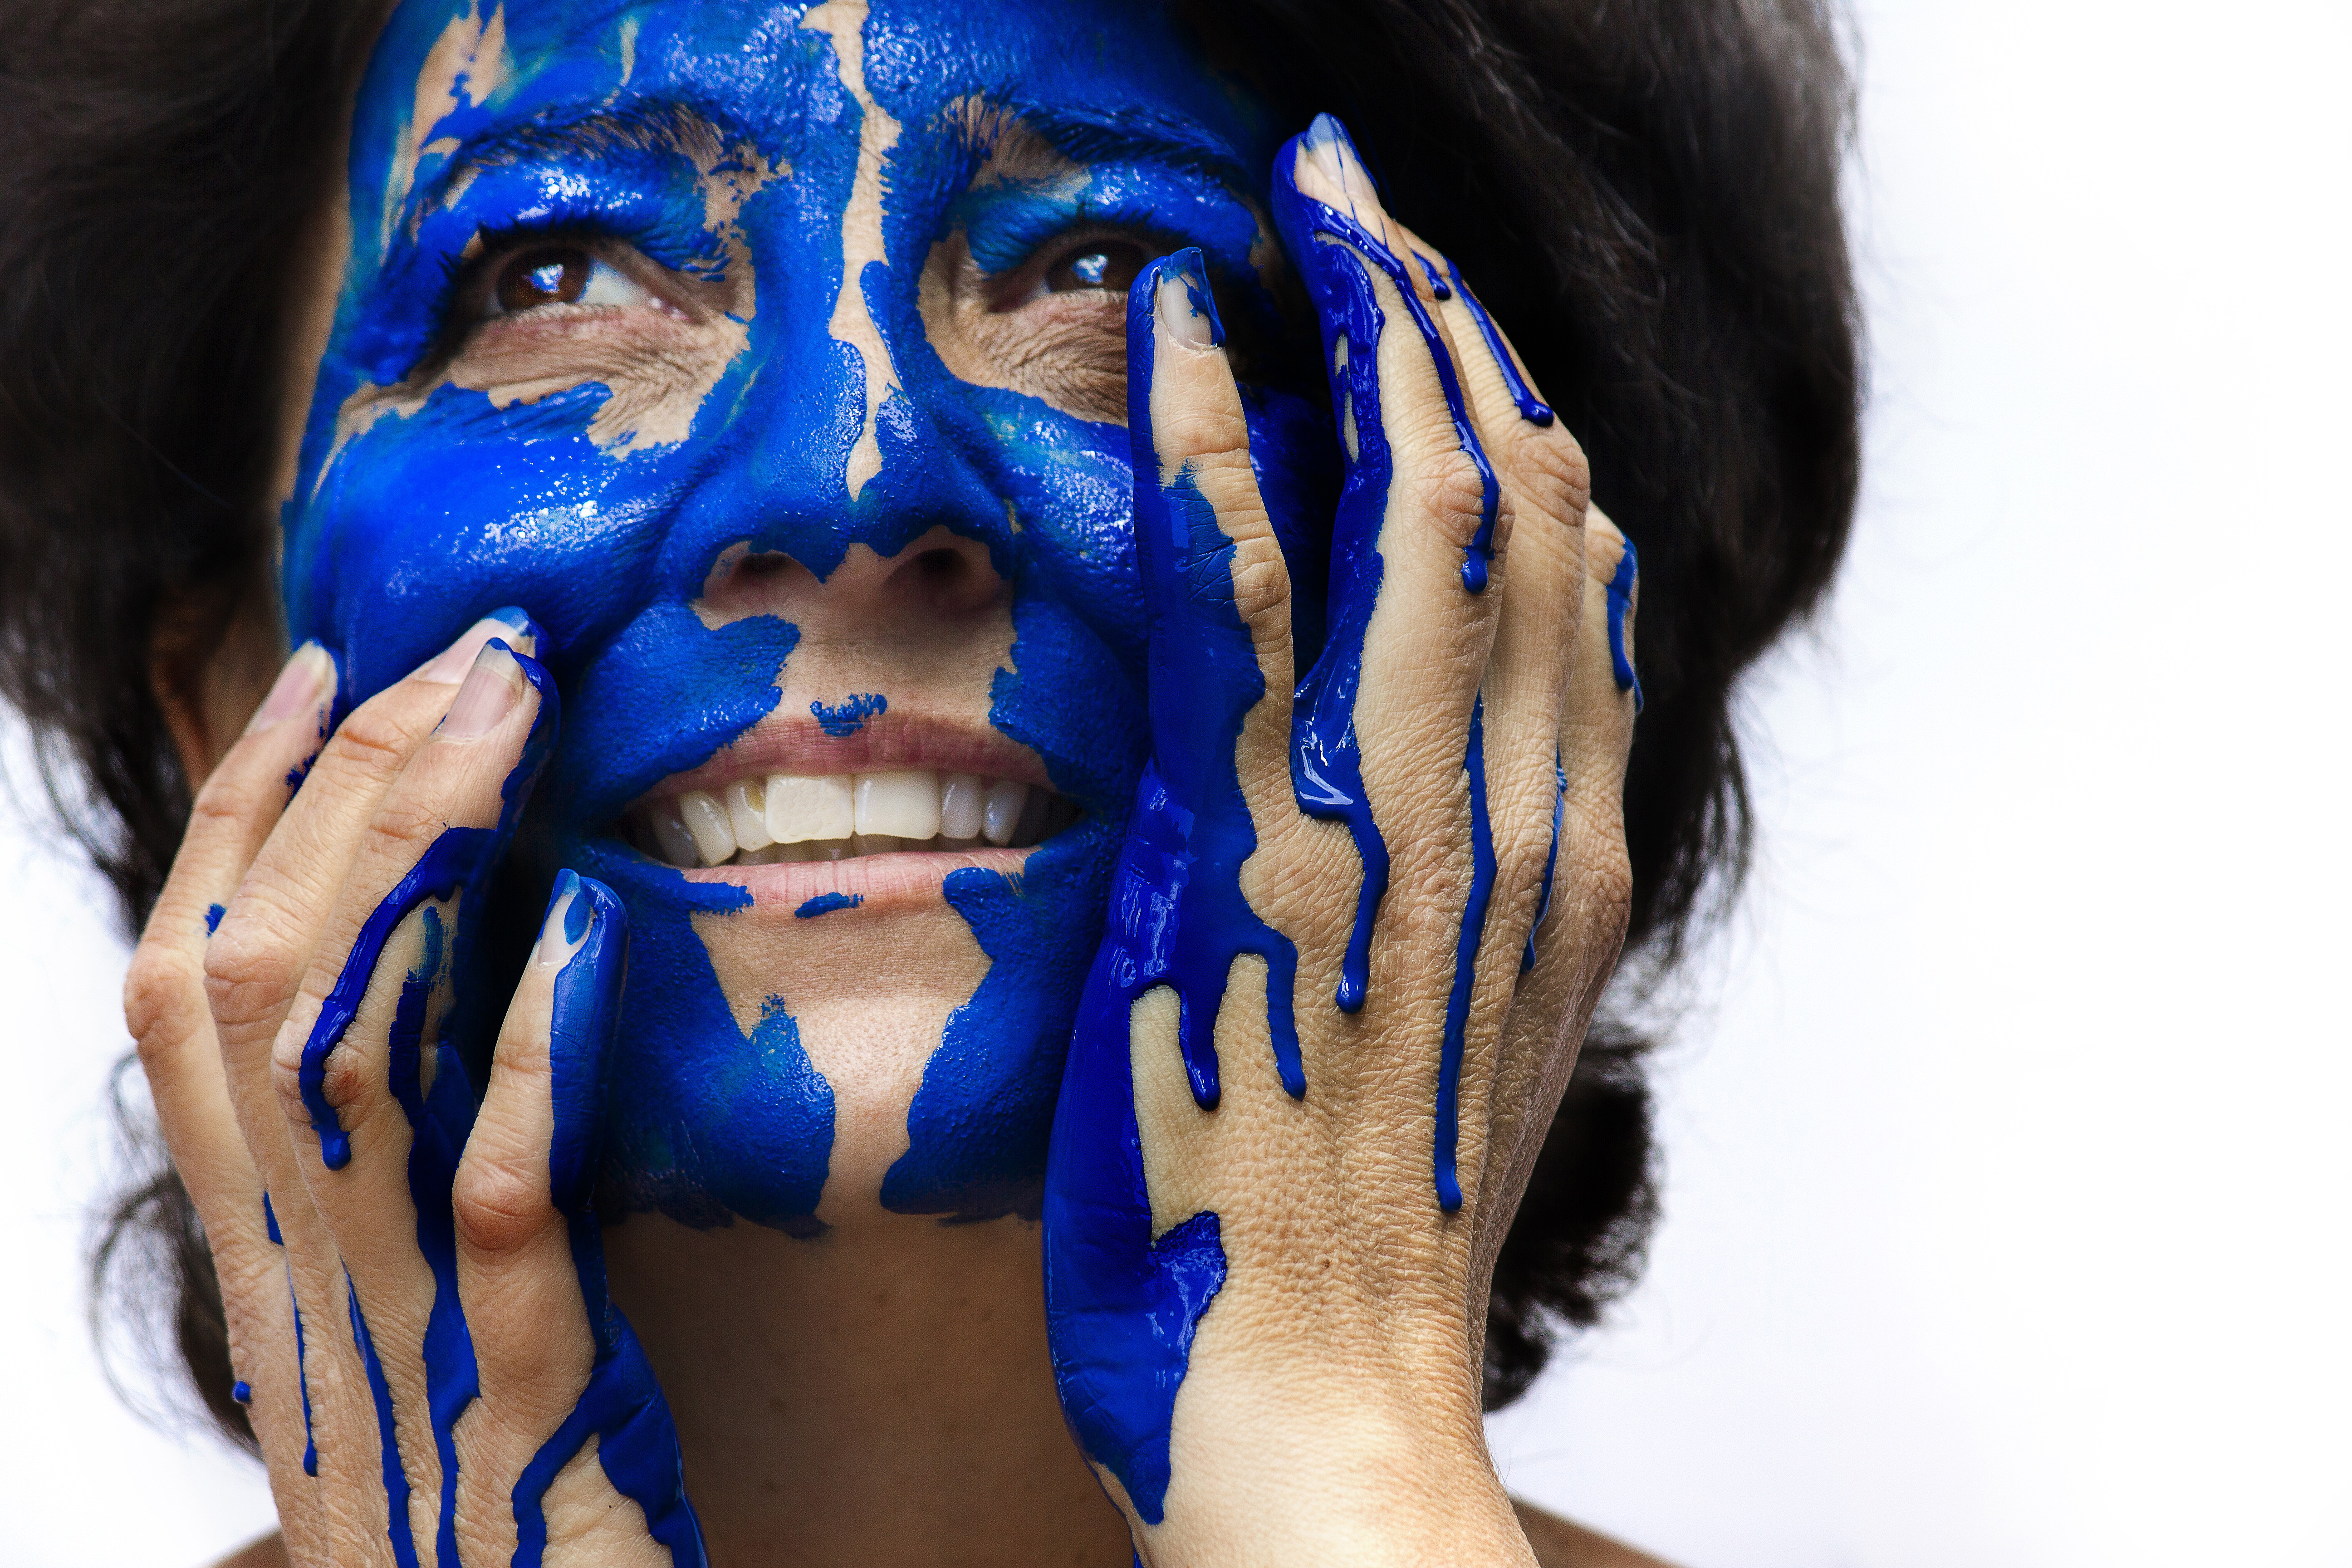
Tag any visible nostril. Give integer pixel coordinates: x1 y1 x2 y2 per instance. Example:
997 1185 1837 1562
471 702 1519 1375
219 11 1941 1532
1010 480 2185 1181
698 543 814 624
887 539 1000 616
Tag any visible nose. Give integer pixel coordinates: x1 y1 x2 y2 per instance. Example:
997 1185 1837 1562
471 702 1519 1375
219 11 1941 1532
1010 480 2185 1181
696 526 1007 633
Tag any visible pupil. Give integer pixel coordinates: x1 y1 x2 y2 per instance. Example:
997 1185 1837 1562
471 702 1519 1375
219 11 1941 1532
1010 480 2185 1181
1070 251 1110 287
497 246 589 313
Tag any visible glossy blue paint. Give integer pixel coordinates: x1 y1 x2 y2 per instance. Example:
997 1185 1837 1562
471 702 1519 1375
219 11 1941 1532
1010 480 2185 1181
348 1286 422 1568
290 1268 318 1477
205 902 225 936
232 1379 253 1405
263 1193 282 1245
1607 539 1643 711
516 871 706 1567
1443 257 1556 428
809 693 886 737
295 643 554 1171
1044 250 1294 1524
1434 697 1497 1213
294 0 1314 1237
794 891 863 917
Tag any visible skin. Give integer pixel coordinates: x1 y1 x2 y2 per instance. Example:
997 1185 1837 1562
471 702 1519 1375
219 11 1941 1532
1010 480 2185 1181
125 2 1658 1563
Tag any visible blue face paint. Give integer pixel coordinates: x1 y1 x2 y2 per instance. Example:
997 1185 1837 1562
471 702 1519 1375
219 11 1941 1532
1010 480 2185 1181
294 0 1316 1235
808 692 886 736
793 891 862 917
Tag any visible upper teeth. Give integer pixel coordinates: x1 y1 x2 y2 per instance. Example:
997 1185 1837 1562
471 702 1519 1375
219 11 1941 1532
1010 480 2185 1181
631 770 1069 868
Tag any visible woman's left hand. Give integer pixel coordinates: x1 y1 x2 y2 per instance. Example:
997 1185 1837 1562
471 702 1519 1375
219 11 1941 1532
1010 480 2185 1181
1043 117 1639 1564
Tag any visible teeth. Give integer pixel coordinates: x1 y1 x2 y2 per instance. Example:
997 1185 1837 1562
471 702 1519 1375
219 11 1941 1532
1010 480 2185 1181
725 779 773 851
678 789 735 867
982 780 1028 847
633 771 1076 869
940 773 985 841
856 769 941 839
766 774 854 844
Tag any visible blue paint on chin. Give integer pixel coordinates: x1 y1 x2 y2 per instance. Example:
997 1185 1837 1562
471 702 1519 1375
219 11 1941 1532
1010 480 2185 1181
809 692 887 736
794 891 863 917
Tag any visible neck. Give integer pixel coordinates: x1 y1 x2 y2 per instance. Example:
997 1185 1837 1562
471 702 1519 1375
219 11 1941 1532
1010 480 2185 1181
605 1209 1131 1568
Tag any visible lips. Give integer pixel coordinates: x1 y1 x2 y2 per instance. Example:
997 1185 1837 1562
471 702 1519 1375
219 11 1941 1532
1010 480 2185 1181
627 766 1081 867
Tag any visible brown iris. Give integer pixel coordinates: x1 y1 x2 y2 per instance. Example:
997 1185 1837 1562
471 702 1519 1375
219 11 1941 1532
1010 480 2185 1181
495 245 593 313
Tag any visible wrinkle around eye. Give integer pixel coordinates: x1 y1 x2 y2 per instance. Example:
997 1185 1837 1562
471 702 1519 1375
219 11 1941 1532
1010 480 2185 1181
920 232 1130 427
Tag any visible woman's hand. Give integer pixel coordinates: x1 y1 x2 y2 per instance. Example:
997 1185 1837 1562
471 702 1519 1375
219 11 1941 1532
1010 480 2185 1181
123 619 704 1567
1043 115 1639 1565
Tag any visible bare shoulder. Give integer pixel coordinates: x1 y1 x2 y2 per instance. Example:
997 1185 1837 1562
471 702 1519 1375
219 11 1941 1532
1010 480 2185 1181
1514 1499 1682 1568
209 1533 287 1568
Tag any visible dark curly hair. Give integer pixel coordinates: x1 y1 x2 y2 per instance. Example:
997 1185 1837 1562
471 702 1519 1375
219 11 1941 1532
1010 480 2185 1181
0 0 1858 1446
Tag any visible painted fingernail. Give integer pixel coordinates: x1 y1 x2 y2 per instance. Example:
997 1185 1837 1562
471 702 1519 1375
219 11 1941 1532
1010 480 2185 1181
439 641 524 738
533 867 593 969
416 607 541 683
1298 112 1370 210
1157 250 1224 352
243 643 333 735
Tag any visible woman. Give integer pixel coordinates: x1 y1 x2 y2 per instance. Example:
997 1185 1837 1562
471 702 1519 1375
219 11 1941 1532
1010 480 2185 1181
0 0 1858 1563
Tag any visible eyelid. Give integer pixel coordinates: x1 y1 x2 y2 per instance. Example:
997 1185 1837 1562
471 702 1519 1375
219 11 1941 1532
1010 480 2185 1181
458 232 697 328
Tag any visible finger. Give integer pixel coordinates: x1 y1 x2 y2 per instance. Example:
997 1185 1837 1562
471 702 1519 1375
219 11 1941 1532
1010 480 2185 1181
273 638 559 1558
1271 114 1506 1017
1125 248 1306 1106
201 612 529 1557
207 608 539 1135
456 873 704 1564
125 643 340 1543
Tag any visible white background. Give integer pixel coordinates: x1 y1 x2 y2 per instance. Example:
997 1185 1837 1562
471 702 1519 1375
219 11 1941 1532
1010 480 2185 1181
5 0 2348 1562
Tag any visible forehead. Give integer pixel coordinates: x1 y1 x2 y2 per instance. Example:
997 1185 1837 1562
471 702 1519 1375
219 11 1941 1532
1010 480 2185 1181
352 0 1250 232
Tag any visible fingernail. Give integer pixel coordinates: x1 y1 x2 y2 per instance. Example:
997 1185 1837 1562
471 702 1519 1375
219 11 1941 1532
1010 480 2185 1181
533 868 591 969
1157 250 1223 352
439 642 523 739
416 608 541 683
1298 113 1367 208
244 643 333 735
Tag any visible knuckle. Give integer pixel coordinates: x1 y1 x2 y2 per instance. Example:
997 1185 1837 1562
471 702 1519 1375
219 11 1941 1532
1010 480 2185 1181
1405 449 1492 551
452 1153 555 1258
1225 531 1293 628
201 912 297 1034
124 946 207 1068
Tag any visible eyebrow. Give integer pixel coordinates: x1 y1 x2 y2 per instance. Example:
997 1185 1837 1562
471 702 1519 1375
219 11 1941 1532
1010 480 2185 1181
418 101 733 214
986 98 1255 192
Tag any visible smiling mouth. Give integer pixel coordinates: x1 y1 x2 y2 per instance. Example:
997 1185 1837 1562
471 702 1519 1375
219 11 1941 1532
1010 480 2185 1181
625 769 1083 869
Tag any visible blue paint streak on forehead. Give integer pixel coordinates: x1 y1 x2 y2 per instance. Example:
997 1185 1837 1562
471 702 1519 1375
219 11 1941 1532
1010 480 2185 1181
289 0 1321 1231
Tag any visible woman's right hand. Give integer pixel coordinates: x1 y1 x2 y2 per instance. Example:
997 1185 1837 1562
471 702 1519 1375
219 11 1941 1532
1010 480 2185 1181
123 617 704 1567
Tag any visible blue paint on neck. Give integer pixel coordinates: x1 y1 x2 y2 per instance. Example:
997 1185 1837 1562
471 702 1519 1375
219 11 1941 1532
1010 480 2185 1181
809 692 887 737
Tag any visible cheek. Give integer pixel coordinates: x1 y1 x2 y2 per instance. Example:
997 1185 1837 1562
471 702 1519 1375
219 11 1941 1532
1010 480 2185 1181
286 385 695 689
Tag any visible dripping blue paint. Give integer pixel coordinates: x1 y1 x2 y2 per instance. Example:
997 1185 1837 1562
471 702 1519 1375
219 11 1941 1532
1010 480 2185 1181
795 892 863 917
809 693 887 736
1042 250 1291 1524
1607 539 1644 711
293 0 1321 1243
1434 697 1498 1213
513 871 706 1568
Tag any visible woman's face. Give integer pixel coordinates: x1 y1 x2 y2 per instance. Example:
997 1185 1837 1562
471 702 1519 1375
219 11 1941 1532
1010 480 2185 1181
283 0 1329 1234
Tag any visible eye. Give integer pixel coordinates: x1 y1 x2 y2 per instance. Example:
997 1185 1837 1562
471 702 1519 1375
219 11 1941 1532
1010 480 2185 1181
1041 238 1149 297
483 243 655 318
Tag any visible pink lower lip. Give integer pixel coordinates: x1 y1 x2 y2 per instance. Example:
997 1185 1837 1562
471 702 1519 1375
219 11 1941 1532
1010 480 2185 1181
678 843 1035 912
